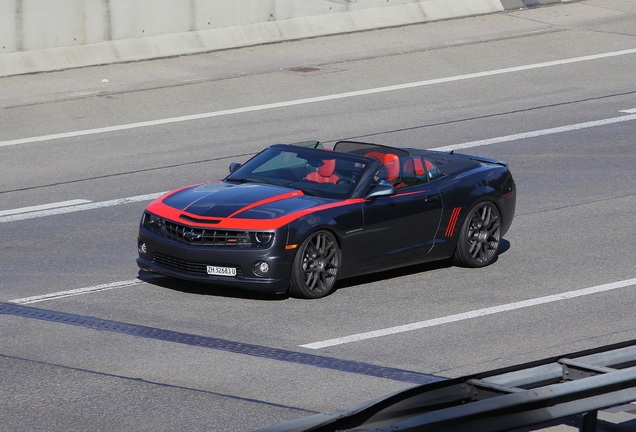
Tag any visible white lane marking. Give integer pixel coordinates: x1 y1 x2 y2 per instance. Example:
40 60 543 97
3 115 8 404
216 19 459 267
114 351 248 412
620 108 636 113
3 110 636 223
433 113 636 152
0 192 166 223
300 278 636 349
9 279 147 304
0 199 92 217
2 48 636 148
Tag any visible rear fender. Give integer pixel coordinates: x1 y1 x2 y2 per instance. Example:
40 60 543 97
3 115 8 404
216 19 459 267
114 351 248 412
452 184 514 239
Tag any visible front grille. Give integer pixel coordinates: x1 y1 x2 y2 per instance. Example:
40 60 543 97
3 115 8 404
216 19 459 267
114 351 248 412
154 253 244 278
164 221 251 247
143 212 274 248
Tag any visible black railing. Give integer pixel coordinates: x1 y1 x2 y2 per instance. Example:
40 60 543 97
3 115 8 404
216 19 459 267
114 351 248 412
257 340 636 432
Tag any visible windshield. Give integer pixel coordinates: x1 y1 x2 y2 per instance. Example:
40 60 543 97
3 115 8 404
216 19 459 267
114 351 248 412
226 145 373 199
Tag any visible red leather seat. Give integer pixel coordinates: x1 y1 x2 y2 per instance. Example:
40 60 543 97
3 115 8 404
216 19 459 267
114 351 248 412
305 150 339 183
403 157 425 176
366 152 400 182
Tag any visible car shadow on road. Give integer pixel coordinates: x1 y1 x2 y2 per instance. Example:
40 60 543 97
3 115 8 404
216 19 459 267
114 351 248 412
138 239 511 300
336 238 511 291
334 258 454 291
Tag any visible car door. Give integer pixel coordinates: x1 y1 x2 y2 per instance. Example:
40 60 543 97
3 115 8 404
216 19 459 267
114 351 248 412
349 180 443 272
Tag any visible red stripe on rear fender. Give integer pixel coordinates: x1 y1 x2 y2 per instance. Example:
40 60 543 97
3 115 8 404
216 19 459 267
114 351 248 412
445 207 461 237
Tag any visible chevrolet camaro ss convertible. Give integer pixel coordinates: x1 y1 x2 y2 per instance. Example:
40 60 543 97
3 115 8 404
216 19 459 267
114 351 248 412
137 140 516 298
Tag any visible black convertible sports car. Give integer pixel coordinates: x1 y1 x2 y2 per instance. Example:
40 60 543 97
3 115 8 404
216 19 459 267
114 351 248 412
137 140 515 298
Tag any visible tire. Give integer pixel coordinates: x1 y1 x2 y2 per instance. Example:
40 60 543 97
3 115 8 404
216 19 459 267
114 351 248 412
289 230 340 299
453 201 501 268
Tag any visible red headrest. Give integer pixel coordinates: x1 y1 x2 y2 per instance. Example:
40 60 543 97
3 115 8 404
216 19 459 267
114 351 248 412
366 152 399 181
318 158 336 177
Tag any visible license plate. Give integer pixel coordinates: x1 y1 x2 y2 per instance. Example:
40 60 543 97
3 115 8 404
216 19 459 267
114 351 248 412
207 265 237 277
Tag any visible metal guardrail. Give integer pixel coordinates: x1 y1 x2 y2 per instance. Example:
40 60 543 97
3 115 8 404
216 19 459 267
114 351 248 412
257 339 636 432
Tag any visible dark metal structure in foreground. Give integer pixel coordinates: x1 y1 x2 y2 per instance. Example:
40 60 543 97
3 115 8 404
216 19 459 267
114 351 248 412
258 340 636 431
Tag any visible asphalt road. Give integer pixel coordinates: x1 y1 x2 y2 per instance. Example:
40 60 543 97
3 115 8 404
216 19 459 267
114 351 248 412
1 1 636 431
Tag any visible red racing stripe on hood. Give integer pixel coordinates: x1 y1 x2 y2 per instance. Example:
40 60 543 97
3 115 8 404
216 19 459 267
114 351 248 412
226 190 304 218
146 197 365 230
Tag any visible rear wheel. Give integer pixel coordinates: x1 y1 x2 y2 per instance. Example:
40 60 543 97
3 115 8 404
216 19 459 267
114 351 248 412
289 230 340 299
454 201 501 268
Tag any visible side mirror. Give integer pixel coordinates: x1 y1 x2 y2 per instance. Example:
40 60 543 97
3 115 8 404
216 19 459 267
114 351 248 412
364 182 396 200
229 162 241 174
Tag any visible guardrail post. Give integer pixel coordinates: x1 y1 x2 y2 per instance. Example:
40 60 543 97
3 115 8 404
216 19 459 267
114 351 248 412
581 410 598 432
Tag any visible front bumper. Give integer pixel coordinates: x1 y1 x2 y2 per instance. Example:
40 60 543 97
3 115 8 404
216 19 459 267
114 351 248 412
137 229 295 293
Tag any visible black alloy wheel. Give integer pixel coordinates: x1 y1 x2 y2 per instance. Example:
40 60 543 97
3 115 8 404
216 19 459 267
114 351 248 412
290 230 340 299
454 201 501 268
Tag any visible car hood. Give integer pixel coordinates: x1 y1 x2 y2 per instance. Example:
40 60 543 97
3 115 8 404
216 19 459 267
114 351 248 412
160 181 332 220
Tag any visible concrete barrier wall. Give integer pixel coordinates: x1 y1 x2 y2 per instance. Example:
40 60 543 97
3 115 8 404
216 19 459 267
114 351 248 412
0 0 565 76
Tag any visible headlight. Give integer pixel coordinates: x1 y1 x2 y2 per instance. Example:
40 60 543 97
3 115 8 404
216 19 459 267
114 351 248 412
143 212 167 234
254 232 274 245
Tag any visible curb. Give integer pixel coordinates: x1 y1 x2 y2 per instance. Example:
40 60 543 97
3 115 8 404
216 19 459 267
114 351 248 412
0 0 572 77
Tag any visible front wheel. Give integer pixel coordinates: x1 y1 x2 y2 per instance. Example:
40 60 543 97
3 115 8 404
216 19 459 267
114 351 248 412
454 201 501 268
289 230 340 299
